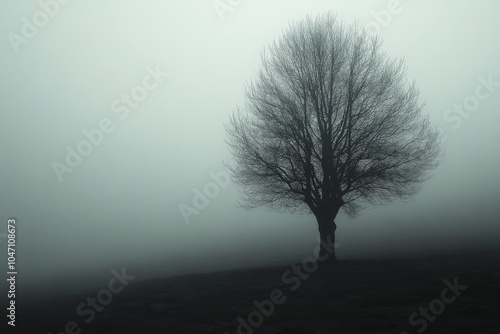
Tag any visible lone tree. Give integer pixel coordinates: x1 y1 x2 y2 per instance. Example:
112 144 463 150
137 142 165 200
226 14 441 262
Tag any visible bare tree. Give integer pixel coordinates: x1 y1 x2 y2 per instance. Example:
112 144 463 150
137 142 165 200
225 13 441 262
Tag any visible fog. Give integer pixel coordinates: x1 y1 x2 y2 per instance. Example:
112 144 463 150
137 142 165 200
0 1 499 295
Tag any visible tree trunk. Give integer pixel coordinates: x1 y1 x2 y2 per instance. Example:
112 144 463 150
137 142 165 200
317 214 338 263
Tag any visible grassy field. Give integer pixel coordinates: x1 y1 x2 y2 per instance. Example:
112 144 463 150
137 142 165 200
16 248 500 334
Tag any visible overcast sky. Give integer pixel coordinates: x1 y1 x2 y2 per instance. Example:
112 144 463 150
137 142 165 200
0 0 499 293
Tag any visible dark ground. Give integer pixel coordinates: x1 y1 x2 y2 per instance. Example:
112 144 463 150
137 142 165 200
12 248 500 334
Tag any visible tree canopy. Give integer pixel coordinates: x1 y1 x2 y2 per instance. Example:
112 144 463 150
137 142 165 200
226 13 441 246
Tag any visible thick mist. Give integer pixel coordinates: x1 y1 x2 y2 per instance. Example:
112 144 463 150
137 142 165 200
0 0 499 296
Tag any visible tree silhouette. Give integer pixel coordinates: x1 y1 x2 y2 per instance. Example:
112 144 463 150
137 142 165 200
225 13 441 262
